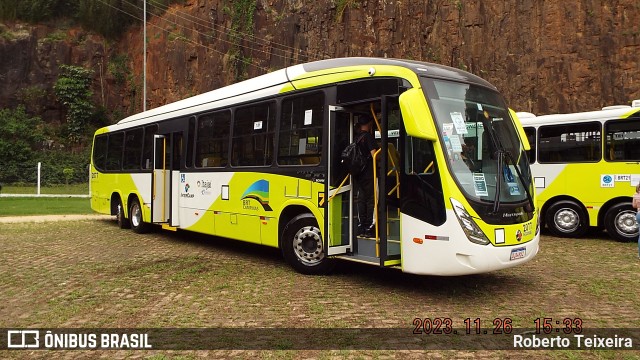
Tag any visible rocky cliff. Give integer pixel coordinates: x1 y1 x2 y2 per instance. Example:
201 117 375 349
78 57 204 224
1 0 639 123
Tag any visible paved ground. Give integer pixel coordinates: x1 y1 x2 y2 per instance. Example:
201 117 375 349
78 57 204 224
0 219 638 358
0 214 111 223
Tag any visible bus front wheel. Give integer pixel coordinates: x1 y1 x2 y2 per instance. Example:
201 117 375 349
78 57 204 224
116 199 130 229
129 197 151 234
604 203 638 242
545 200 588 237
281 214 334 275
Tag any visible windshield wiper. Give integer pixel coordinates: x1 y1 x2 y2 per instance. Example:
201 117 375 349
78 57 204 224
481 113 535 214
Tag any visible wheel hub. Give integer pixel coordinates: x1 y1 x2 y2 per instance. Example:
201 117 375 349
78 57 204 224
293 226 324 265
554 208 579 232
131 203 141 227
614 211 638 236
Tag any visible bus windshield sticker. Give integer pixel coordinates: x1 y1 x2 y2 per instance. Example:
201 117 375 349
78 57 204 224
449 135 463 152
508 183 520 196
254 121 263 130
473 173 489 197
443 136 452 151
442 123 454 135
450 112 468 134
477 103 483 111
304 110 313 125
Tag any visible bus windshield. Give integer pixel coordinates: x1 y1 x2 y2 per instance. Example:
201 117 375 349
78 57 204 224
421 77 531 205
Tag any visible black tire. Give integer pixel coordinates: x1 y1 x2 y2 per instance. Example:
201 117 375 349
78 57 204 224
604 203 638 242
545 200 588 237
116 198 130 229
281 214 335 275
129 197 151 234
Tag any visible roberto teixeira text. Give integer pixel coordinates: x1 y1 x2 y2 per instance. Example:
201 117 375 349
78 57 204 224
513 333 634 349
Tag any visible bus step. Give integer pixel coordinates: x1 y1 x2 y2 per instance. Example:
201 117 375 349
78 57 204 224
162 224 178 231
335 253 379 265
355 236 377 258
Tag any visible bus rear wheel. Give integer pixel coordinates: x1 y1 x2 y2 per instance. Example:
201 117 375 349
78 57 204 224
116 199 130 229
281 214 334 275
129 197 151 234
604 203 638 242
545 200 588 237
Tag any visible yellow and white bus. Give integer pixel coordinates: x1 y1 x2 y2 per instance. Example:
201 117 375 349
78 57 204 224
518 100 640 242
90 57 539 276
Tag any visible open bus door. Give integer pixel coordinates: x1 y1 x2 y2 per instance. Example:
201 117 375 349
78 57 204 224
152 132 182 227
326 106 353 256
152 134 169 223
325 98 402 267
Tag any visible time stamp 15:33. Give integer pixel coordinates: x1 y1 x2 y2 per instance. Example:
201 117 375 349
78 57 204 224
412 317 584 335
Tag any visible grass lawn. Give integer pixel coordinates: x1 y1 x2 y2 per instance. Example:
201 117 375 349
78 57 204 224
0 183 89 195
0 197 93 216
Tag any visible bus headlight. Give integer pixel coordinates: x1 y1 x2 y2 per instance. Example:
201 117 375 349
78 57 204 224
451 198 490 245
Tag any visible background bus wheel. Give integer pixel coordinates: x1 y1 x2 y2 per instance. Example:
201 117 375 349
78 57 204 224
545 200 588 237
281 214 334 275
129 197 150 234
116 200 130 229
604 203 638 242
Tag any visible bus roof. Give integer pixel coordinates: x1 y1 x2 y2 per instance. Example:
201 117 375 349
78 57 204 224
516 104 640 127
114 57 496 129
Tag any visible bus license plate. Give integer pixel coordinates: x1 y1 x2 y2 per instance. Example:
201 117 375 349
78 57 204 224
510 247 526 261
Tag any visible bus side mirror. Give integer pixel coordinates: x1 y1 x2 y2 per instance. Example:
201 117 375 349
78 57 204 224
509 109 531 151
399 88 438 141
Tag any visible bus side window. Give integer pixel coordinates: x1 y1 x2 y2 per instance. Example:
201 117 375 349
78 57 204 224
232 102 276 167
523 127 536 163
142 125 157 170
405 136 436 175
278 92 324 166
105 132 124 171
605 118 640 161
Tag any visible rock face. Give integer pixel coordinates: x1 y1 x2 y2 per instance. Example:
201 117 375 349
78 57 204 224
0 0 639 123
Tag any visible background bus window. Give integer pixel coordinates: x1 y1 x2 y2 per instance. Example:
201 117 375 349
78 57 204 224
186 117 195 168
232 102 275 167
92 135 107 172
605 118 640 161
524 127 536 163
141 125 157 170
105 132 124 171
122 128 143 170
538 122 601 163
278 92 324 166
196 110 230 168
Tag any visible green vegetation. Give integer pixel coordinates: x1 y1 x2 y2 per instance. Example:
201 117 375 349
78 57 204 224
224 0 257 82
0 105 91 186
0 197 92 216
54 64 95 144
336 0 360 22
0 106 45 184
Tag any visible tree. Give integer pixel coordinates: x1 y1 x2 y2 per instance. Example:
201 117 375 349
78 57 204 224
54 64 94 145
0 106 44 183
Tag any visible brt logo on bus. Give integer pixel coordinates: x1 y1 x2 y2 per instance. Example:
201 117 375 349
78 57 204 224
601 175 614 188
241 179 272 211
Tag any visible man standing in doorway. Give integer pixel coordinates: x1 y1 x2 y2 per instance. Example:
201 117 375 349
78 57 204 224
354 114 379 237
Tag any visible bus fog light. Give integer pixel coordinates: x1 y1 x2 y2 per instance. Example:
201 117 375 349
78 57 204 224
451 198 490 245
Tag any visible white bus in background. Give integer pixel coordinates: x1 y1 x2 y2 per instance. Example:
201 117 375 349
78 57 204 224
518 100 640 242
